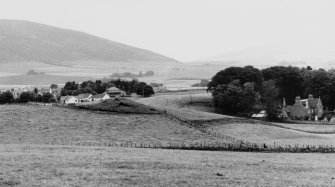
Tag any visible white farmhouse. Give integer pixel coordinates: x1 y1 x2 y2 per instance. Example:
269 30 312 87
59 96 79 105
91 93 110 101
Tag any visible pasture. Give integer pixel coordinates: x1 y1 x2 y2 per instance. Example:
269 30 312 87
1 144 335 186
0 105 228 145
135 92 234 121
135 92 335 148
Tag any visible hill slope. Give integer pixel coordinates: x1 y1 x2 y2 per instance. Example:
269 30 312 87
0 20 179 64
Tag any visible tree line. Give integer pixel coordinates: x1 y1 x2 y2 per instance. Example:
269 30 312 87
0 90 55 104
208 65 335 120
61 79 154 97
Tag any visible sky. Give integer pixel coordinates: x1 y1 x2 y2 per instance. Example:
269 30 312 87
0 0 334 62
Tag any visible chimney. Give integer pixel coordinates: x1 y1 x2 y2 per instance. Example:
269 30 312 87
295 96 301 104
283 98 286 107
308 94 313 99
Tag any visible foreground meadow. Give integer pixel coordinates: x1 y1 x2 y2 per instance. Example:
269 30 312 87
1 144 335 186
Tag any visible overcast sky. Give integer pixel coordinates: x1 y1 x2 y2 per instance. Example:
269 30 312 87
0 0 334 62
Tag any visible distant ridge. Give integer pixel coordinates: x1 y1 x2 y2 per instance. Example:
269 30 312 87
0 19 179 64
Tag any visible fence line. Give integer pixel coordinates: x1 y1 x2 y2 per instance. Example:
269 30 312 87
41 140 335 153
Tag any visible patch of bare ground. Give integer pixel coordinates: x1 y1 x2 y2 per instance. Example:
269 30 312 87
1 144 335 186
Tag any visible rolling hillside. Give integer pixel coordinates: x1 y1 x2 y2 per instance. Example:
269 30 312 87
0 20 179 64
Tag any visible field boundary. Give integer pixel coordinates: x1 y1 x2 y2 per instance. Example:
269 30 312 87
22 140 335 153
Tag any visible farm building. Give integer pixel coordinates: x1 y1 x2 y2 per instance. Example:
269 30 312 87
91 93 110 101
60 96 78 105
251 110 267 120
282 95 323 121
76 94 92 102
107 87 126 97
39 88 52 95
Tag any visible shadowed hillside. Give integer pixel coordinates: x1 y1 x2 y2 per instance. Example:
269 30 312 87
0 20 179 64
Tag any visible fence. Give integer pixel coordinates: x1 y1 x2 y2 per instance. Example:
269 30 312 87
41 140 335 153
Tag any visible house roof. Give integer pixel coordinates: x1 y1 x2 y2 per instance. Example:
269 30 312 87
91 94 107 99
107 87 121 92
308 98 321 108
40 88 50 92
60 96 77 102
76 94 91 100
290 102 308 117
283 105 292 113
301 98 321 109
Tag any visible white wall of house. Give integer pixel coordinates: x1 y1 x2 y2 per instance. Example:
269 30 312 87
65 97 78 104
102 94 110 100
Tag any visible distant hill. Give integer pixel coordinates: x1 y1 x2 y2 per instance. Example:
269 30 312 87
0 75 92 85
0 20 179 65
191 42 335 69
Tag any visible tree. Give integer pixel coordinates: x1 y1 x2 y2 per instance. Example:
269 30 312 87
143 85 155 97
262 66 304 105
144 70 154 76
208 66 263 92
42 93 55 103
136 82 148 96
26 69 38 75
50 84 58 89
260 80 282 121
0 92 14 104
63 81 78 90
212 79 256 115
19 92 34 103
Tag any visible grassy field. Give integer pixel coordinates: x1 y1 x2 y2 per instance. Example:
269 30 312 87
1 144 335 186
205 122 335 146
0 105 229 145
274 122 335 133
134 92 335 147
135 92 234 121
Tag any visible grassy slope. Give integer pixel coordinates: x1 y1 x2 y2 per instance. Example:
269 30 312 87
135 91 335 147
135 92 235 121
80 98 163 114
204 122 335 146
0 105 230 145
1 144 335 186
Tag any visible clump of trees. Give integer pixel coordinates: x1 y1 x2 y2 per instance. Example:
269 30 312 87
110 70 154 78
208 65 335 120
26 69 46 75
212 80 256 115
191 79 209 87
61 79 154 97
0 92 15 104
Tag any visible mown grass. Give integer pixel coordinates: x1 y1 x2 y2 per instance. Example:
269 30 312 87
1 144 335 186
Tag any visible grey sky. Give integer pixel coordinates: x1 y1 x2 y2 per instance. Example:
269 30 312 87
0 0 334 62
